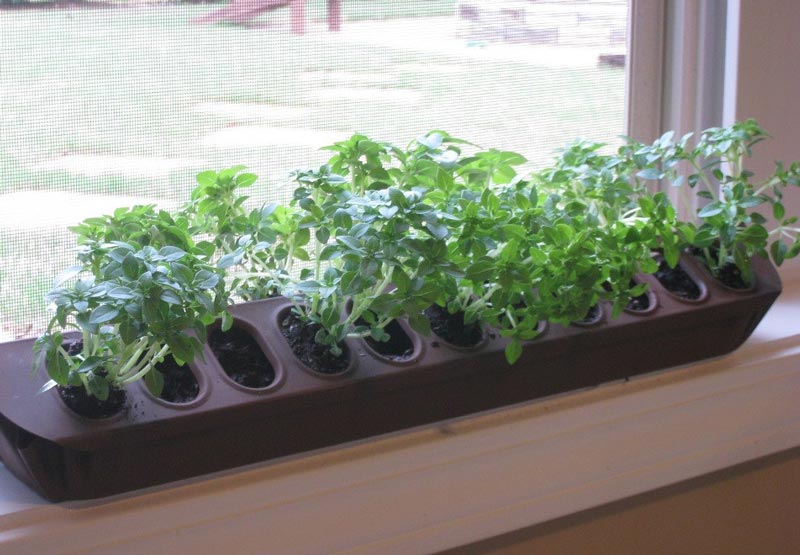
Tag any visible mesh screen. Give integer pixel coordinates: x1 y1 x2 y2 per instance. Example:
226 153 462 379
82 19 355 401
0 0 628 339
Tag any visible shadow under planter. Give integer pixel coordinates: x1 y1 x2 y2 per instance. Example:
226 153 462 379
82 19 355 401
0 255 783 501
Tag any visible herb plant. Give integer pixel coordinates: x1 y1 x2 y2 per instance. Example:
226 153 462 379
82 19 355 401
625 119 800 286
35 120 800 381
281 164 450 359
34 209 231 402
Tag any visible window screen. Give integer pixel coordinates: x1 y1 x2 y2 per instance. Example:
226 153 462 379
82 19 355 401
0 0 628 339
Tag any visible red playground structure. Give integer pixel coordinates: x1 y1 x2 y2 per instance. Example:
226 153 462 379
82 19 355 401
193 0 342 34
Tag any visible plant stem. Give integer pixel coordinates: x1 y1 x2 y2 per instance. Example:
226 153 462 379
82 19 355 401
345 266 395 327
115 337 149 378
690 160 719 202
120 344 170 385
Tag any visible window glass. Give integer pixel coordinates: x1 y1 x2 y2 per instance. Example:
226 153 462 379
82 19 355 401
0 0 628 338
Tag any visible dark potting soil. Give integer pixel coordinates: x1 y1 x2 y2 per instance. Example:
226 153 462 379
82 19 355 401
424 304 483 348
58 385 126 419
654 258 702 299
155 355 200 404
690 248 750 290
602 280 652 311
626 286 651 312
209 326 276 388
279 313 350 374
711 262 750 290
575 304 601 325
360 318 415 361
57 339 126 418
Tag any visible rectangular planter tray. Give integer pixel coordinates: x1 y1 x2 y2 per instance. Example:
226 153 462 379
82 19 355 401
0 255 782 501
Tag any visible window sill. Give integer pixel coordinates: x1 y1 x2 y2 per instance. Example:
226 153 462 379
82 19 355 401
1 269 799 555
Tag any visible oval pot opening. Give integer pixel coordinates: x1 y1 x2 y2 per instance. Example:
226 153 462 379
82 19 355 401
423 304 486 350
57 385 126 420
278 308 353 377
147 354 204 406
653 256 708 302
209 324 278 390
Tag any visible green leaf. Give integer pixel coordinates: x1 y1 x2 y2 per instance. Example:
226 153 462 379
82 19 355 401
337 235 363 252
639 257 658 274
333 209 352 229
316 226 331 244
773 202 786 220
196 271 220 289
159 246 186 262
86 373 110 401
505 339 523 365
417 132 443 150
77 356 104 374
195 170 217 188
53 265 83 288
529 247 548 265
218 251 243 269
502 224 527 241
168 334 199 364
107 286 135 300
662 243 679 269
392 268 411 293
47 355 70 385
408 311 432 337
160 290 182 305
636 168 661 180
388 188 407 208
321 305 340 329
145 368 165 397
122 253 140 280
466 260 495 283
771 240 788 265
89 305 120 325
221 310 234 332
236 173 258 188
698 202 724 218
425 222 449 240
119 319 139 344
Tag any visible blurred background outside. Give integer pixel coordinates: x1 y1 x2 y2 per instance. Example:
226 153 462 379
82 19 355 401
0 0 629 337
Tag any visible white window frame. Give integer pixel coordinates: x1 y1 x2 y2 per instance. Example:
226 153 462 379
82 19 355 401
627 0 730 218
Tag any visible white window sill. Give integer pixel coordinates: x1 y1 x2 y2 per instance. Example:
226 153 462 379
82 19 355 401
2 268 800 555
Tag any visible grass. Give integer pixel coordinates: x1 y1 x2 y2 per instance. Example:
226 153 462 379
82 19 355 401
0 2 625 334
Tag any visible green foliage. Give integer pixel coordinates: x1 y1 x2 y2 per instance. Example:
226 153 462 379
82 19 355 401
625 119 800 285
36 121 800 382
34 207 232 400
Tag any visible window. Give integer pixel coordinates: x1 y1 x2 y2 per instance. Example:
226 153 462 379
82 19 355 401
0 0 630 337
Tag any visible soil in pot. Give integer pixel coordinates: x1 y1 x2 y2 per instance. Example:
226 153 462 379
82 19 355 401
209 326 276 388
279 312 350 375
574 303 602 325
56 339 127 419
653 258 702 299
424 304 483 348
602 281 652 312
358 317 415 361
690 248 750 290
58 385 126 419
626 283 651 312
713 263 750 289
154 355 200 403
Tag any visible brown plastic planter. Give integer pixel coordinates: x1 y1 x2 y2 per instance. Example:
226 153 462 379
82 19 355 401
0 255 782 501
